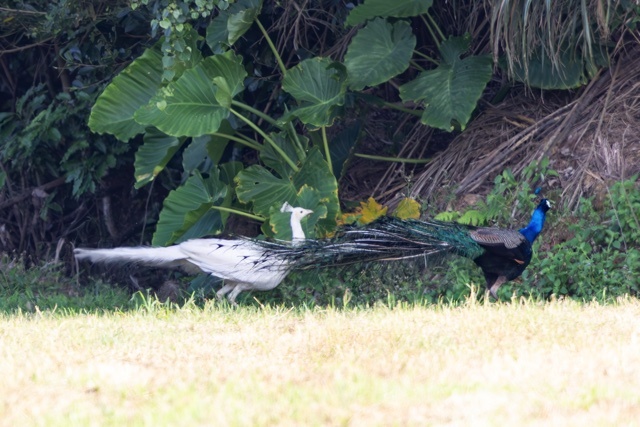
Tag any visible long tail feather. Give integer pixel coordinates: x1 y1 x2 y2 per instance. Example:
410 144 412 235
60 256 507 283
74 246 194 270
258 217 483 271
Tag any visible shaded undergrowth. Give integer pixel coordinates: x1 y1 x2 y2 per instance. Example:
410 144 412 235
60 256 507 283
2 171 639 312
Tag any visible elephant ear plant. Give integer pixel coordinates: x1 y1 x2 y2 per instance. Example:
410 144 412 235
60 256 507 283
88 0 529 244
89 31 341 245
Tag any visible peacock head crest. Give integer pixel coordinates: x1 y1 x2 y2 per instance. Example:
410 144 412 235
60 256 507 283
280 202 313 221
538 199 552 213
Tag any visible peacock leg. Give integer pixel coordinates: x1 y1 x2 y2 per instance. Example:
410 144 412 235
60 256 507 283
228 284 251 305
216 283 235 300
488 276 507 299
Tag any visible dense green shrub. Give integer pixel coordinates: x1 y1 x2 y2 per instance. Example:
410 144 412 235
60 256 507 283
2 174 638 309
0 1 153 257
524 178 640 300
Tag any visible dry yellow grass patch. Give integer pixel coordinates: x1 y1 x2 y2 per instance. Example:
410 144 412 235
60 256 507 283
1 298 640 426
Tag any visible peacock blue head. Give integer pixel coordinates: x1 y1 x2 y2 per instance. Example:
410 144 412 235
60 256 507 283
519 199 551 244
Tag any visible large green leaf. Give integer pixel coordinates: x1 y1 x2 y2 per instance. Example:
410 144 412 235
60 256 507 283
346 0 432 26
182 135 211 174
344 19 415 91
88 30 202 141
292 149 340 235
236 147 339 235
281 57 346 127
177 203 230 243
227 0 262 44
88 48 163 141
134 51 247 137
210 51 247 108
507 48 588 89
152 170 229 246
134 128 185 188
265 185 328 240
205 119 235 165
330 121 361 180
235 164 298 216
206 18 228 54
219 161 244 185
399 36 492 131
259 131 307 179
206 0 262 51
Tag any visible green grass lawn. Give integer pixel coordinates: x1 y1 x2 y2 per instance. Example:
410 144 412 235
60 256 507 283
1 295 640 426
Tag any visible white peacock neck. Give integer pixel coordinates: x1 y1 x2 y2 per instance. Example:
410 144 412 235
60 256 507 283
289 208 312 247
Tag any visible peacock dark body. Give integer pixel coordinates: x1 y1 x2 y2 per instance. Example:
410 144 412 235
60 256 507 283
261 199 551 298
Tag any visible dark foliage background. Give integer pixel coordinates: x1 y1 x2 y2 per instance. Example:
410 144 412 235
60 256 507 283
1 0 639 303
1 1 157 261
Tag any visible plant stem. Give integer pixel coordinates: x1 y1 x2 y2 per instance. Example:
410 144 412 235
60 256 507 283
352 93 422 117
255 18 287 75
382 101 423 117
321 126 333 174
210 205 264 221
354 153 431 164
287 121 304 152
420 14 440 49
231 100 281 128
425 11 445 43
409 59 426 72
413 49 439 66
236 132 262 146
212 132 262 151
230 108 299 172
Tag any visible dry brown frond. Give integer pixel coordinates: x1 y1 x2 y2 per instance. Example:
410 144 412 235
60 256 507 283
487 0 625 79
399 45 640 211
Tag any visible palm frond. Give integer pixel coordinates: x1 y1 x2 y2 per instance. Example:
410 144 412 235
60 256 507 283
488 0 625 80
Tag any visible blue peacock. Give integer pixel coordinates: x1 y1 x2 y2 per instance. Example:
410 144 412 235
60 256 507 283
260 199 551 298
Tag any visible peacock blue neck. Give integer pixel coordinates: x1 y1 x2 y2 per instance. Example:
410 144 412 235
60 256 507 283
519 199 551 244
